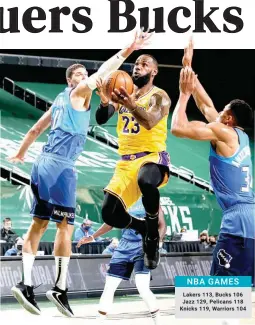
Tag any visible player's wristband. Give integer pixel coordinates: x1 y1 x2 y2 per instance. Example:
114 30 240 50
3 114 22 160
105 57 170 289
159 242 163 249
89 235 95 242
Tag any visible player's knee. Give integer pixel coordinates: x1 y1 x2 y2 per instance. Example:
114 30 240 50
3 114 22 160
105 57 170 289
101 193 130 228
31 218 48 233
138 175 156 193
56 220 70 232
102 207 130 228
56 222 74 239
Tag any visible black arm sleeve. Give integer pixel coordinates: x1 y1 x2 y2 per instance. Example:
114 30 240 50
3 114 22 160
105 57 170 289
95 103 116 125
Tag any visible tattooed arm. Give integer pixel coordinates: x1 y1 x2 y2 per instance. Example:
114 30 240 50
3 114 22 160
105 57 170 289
111 87 171 130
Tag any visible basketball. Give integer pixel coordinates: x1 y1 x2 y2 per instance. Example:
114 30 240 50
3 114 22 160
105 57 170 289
103 70 134 99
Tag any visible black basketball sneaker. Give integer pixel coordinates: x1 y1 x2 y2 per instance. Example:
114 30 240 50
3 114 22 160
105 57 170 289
11 282 41 315
46 286 74 317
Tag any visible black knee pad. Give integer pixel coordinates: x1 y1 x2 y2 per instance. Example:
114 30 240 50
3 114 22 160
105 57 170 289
102 193 131 229
138 178 155 193
102 205 131 228
138 163 169 192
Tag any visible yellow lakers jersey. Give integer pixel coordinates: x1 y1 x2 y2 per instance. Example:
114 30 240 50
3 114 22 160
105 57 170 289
117 86 168 155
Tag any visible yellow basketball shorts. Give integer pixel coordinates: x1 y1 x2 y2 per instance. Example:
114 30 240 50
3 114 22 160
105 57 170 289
104 151 170 209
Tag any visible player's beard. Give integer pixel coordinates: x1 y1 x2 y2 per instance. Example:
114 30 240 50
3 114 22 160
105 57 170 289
132 72 151 89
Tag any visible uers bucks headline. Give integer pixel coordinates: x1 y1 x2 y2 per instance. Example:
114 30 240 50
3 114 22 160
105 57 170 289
0 0 243 34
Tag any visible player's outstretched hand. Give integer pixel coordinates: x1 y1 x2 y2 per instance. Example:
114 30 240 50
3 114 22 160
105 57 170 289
111 87 136 111
182 37 194 68
179 67 197 95
7 154 24 164
77 236 93 248
129 28 153 51
96 78 109 105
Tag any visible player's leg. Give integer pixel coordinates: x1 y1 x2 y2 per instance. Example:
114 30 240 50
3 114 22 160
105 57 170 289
103 158 149 233
98 275 122 322
11 217 49 315
138 163 168 237
54 219 73 289
212 204 255 282
211 234 244 325
132 239 160 323
46 217 74 317
135 273 160 324
102 192 147 235
137 163 169 269
11 179 51 315
102 192 131 228
98 236 135 322
210 232 254 281
22 217 49 284
44 157 77 316
98 259 133 322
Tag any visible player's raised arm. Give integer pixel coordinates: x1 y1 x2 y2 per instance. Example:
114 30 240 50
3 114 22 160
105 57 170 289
192 78 219 123
111 87 171 130
8 108 52 163
171 68 232 143
74 29 153 99
182 38 219 123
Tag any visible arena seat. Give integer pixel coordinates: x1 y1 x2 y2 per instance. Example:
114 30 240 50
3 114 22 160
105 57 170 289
16 82 64 104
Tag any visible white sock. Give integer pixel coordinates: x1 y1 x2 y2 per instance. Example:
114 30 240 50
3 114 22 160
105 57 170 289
55 256 70 290
98 275 122 314
151 309 160 325
22 252 36 286
135 273 159 315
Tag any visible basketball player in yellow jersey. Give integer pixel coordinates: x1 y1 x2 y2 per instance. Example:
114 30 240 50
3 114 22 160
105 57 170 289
96 54 171 269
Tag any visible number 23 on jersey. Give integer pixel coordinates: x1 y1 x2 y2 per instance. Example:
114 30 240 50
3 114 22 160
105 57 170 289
121 115 140 134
